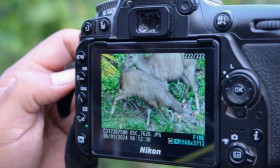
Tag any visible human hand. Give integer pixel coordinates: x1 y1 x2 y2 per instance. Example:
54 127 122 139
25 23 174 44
0 29 79 168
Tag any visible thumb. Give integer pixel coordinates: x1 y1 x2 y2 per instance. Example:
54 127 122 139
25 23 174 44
1 68 75 115
51 69 75 86
0 68 75 144
34 68 76 108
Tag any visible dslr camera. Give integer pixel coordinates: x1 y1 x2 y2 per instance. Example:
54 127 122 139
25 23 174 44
73 0 280 167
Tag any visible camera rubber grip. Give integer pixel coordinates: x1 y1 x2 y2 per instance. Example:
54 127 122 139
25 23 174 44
57 62 75 118
57 90 74 118
65 124 98 168
243 43 280 167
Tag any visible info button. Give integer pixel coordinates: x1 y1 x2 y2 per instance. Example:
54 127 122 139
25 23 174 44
251 128 263 143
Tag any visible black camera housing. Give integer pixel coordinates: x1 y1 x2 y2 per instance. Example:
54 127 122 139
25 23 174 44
74 0 280 167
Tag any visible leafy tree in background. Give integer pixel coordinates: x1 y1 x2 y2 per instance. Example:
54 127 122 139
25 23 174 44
0 0 278 73
0 0 104 73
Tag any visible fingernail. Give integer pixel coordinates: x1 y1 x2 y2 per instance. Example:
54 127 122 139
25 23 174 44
51 69 75 85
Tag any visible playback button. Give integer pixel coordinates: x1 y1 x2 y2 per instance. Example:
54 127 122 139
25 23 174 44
82 21 93 35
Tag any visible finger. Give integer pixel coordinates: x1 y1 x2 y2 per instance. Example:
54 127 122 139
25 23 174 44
23 29 80 71
38 68 76 107
1 69 75 115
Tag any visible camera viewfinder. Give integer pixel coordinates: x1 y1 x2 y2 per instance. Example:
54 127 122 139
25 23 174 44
137 10 161 33
129 6 171 37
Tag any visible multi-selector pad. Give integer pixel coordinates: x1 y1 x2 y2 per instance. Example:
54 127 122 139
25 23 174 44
221 69 267 167
222 69 260 119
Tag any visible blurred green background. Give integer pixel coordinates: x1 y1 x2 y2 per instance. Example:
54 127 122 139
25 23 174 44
0 0 102 73
0 0 277 168
0 0 279 74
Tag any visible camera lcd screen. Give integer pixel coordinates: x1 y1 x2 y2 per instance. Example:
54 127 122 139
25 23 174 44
90 41 218 167
102 53 205 134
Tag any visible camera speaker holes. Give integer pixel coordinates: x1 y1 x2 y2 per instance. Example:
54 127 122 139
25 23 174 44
231 128 244 133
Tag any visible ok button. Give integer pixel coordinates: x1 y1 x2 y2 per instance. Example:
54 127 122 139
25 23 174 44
234 84 245 95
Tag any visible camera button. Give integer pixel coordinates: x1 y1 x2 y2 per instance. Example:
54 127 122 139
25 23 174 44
76 51 87 65
233 84 245 96
77 133 86 145
250 128 263 143
214 12 232 31
228 142 256 166
177 0 198 15
77 92 87 104
229 148 245 165
77 72 86 84
99 19 110 31
222 71 259 107
82 21 93 35
77 113 87 125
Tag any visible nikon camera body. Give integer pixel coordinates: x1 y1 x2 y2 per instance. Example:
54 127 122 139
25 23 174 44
74 0 280 167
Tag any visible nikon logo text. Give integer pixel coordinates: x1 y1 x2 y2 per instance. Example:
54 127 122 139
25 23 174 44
140 147 161 155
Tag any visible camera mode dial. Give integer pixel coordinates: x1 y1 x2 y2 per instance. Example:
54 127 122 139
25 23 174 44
222 69 260 107
96 0 118 17
228 142 256 166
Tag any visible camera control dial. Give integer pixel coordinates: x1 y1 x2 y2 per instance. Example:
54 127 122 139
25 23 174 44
177 0 199 15
96 0 118 17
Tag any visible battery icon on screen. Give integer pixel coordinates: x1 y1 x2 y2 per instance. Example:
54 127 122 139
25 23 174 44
168 138 173 144
174 139 181 144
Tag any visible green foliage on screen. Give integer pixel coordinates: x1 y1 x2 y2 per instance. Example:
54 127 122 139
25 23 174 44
101 54 206 134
